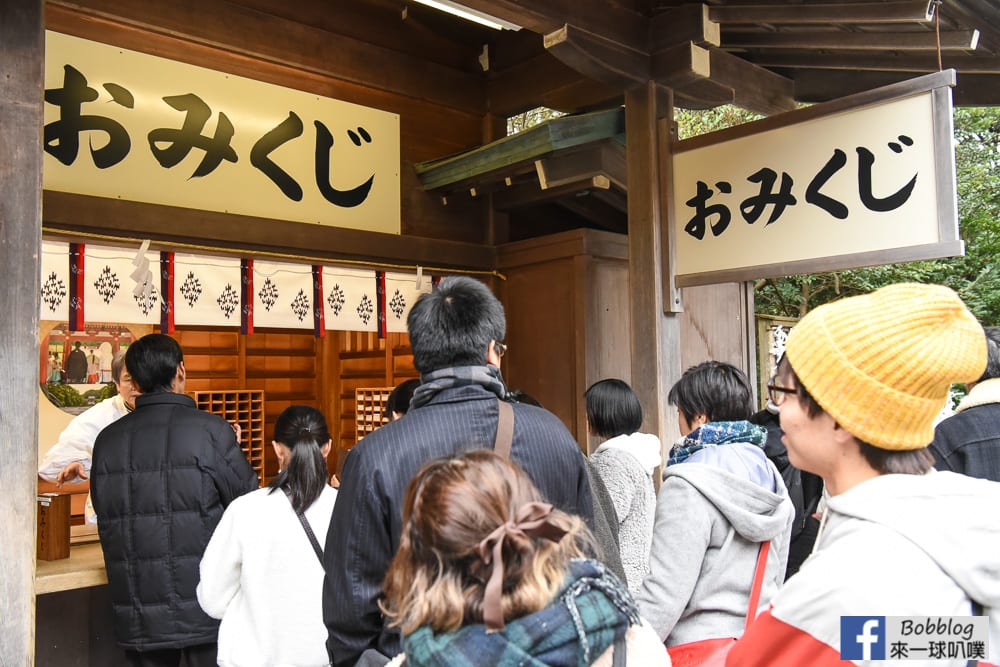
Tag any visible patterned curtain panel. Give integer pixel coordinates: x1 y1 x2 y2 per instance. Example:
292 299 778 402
321 266 377 332
253 260 315 330
383 271 433 333
39 242 438 334
40 241 70 321
172 254 244 327
84 245 160 325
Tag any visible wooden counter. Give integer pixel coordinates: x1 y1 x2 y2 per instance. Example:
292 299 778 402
35 542 107 595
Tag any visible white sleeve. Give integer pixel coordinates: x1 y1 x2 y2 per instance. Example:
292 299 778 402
197 500 244 619
37 399 120 481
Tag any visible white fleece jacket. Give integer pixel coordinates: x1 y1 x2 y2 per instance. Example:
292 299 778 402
198 485 338 667
590 432 661 597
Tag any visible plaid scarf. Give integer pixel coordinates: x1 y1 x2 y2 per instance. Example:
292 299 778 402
409 365 509 410
402 559 638 667
667 420 767 466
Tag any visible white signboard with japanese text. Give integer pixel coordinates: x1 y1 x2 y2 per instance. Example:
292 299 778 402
43 31 401 234
671 72 961 287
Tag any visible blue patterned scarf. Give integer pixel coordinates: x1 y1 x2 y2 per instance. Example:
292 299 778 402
402 559 638 667
667 420 767 466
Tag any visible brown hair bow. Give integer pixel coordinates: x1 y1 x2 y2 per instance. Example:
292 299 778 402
476 501 568 632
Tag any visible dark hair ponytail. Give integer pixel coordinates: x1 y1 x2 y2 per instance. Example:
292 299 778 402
267 405 331 514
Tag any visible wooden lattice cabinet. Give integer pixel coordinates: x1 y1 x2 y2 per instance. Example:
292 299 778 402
193 390 265 485
355 387 392 444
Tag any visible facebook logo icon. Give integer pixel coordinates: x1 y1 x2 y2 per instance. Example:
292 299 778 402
841 616 886 660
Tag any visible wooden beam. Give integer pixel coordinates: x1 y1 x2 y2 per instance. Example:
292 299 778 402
649 4 720 52
416 108 624 191
704 47 796 114
47 0 488 114
454 0 647 48
624 81 681 451
1 0 43 663
651 42 713 90
722 28 979 51
43 191 497 270
544 24 650 90
709 1 934 24
493 175 611 210
749 51 1000 73
673 84 736 109
487 50 621 115
534 141 626 190
651 43 794 115
790 68 1000 106
953 74 1000 106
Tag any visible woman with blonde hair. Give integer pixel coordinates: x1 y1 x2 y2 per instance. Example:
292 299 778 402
382 450 667 667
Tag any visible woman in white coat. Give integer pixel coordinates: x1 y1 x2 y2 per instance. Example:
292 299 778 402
198 405 337 667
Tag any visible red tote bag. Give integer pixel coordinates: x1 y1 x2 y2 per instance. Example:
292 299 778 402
666 541 771 667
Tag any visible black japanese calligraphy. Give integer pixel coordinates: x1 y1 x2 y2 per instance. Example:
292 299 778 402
685 180 733 240
683 135 920 240
44 65 131 168
314 122 375 208
148 94 238 178
251 112 306 201
741 168 797 226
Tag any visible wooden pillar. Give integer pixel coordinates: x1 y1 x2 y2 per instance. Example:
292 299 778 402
624 82 681 445
0 0 43 662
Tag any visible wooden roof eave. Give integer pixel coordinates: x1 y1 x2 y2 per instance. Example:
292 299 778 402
414 107 625 194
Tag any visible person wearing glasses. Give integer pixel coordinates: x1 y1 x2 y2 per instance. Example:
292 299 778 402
637 361 794 647
728 283 1000 666
323 276 593 667
750 372 824 579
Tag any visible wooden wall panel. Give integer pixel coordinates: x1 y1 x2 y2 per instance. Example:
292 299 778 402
498 229 630 448
333 332 414 476
582 256 632 453
678 282 754 378
504 258 576 426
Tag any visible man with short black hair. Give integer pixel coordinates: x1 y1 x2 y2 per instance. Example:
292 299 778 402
323 276 593 667
91 334 258 667
930 326 1000 481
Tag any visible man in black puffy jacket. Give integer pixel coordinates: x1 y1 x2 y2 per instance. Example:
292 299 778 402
91 334 259 667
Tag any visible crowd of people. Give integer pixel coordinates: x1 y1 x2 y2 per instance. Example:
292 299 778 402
39 277 1000 667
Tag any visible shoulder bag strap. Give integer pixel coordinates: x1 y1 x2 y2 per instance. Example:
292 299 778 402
284 489 325 569
744 541 772 633
967 600 984 667
494 399 514 459
611 631 627 667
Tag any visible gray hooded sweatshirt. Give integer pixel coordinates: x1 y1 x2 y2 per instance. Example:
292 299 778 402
637 441 795 646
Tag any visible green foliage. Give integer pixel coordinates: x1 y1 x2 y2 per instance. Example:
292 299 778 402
675 106 763 139
676 106 1000 325
45 383 88 407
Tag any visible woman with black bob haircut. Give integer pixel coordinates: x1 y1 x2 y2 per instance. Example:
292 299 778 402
637 361 793 649
198 405 338 666
584 379 660 599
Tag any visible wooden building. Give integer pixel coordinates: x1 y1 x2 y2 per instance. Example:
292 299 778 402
4 0 1000 662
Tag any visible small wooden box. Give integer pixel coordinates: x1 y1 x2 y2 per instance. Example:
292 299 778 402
37 493 71 561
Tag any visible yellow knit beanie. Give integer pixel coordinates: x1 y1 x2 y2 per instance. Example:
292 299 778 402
784 283 987 450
